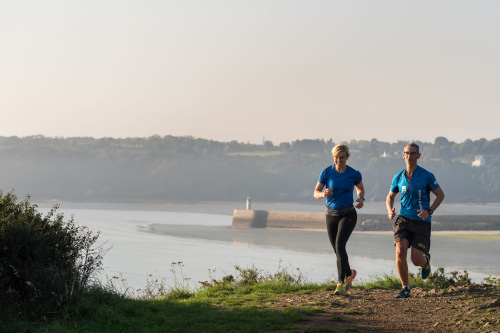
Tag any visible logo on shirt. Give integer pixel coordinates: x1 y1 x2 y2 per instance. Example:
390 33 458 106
402 186 407 194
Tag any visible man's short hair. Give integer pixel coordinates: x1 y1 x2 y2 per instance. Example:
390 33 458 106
405 143 420 153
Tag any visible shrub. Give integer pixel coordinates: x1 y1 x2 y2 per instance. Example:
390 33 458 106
427 268 472 289
200 261 308 291
0 191 104 319
483 274 500 286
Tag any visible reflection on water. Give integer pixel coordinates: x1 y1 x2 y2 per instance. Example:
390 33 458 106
148 223 500 284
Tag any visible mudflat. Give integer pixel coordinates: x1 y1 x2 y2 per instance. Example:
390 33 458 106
354 230 500 241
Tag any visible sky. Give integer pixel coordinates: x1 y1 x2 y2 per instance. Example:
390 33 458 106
1 0 499 145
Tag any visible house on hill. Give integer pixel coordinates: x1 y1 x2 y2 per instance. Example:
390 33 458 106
472 155 485 167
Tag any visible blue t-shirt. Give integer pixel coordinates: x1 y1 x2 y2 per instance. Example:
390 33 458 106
390 165 440 222
318 165 362 210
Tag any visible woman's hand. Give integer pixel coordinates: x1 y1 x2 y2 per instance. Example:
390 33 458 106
355 197 364 209
354 181 365 208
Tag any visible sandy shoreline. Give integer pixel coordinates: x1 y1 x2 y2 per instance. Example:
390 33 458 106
228 227 500 236
355 230 500 235
251 228 500 241
258 228 500 234
352 230 500 241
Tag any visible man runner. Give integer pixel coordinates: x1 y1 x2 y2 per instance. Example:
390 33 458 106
386 143 445 298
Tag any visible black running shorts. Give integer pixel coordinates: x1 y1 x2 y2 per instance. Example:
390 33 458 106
393 215 431 256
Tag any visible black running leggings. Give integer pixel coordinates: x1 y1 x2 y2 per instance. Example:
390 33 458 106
325 211 357 283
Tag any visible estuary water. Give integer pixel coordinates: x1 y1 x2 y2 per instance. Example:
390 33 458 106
36 201 500 290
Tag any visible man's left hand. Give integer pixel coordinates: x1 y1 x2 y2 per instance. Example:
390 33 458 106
417 209 430 219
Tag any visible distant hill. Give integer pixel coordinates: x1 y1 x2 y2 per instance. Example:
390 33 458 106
0 135 499 203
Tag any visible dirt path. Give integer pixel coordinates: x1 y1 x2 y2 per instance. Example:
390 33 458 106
268 285 500 332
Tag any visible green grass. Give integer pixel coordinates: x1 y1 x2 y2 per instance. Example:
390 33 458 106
3 283 321 333
359 267 475 290
2 265 498 333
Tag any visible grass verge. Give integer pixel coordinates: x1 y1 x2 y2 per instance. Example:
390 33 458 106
2 264 498 333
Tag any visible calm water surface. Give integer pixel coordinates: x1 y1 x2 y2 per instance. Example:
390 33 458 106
36 201 500 290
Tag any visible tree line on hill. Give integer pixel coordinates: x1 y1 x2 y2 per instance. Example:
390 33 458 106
0 135 499 204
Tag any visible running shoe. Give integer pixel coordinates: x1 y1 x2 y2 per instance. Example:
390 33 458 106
344 269 357 291
395 286 411 298
420 254 431 279
334 282 347 295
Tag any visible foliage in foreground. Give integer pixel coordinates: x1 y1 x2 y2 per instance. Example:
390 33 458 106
2 261 498 332
3 262 322 333
0 191 105 320
360 267 475 290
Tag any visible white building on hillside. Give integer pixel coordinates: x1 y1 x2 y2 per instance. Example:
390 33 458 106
472 155 485 167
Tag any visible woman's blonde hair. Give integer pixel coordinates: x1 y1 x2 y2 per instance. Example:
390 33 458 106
331 144 350 158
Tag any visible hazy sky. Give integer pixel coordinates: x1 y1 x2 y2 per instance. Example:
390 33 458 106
1 1 499 144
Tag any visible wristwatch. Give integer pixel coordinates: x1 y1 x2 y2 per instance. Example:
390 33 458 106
428 209 434 216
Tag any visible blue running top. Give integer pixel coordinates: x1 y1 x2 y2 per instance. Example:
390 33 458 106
318 165 362 210
390 165 440 222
